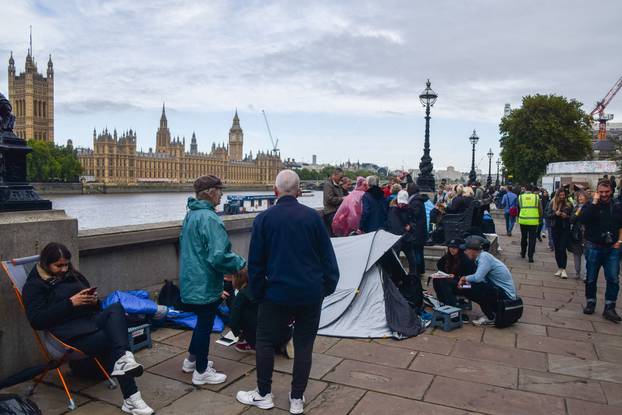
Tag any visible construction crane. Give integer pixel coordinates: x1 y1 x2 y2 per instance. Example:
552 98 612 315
261 110 280 156
590 76 622 141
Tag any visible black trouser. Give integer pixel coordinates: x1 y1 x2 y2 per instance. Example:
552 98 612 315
432 276 462 307
256 300 321 399
323 212 336 236
552 226 570 269
186 300 219 373
241 318 257 347
68 303 137 399
520 224 538 259
394 240 417 275
459 282 505 319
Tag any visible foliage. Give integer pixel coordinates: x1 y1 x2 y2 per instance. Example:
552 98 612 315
294 166 382 181
499 94 592 184
27 140 82 182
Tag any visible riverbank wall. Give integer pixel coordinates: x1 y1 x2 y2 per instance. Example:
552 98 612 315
33 182 274 195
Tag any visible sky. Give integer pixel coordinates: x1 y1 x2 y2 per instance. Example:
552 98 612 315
1 0 621 172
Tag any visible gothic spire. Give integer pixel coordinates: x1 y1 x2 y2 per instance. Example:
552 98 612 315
160 103 167 126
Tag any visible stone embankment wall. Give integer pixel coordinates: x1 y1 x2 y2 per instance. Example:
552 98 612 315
33 182 274 195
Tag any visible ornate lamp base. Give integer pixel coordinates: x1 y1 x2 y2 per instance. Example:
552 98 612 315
416 174 436 193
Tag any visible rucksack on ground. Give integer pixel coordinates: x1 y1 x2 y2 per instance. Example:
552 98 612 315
158 280 182 310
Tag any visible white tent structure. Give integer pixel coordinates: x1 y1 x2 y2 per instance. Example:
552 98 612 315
318 230 422 338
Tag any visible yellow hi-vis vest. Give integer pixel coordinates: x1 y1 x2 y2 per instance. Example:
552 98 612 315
518 193 540 225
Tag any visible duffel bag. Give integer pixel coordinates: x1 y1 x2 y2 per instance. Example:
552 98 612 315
494 296 523 328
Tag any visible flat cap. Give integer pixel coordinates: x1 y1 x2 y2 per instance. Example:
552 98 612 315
194 175 224 193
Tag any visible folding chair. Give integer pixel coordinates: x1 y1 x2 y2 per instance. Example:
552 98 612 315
1 256 116 411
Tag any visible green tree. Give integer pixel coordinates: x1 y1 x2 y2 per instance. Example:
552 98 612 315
27 140 82 182
500 94 592 184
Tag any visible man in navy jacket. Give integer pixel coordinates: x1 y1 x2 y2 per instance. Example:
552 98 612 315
236 170 339 414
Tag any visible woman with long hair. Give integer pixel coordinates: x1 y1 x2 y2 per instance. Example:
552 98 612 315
433 239 477 307
568 191 587 280
22 242 153 415
546 189 573 278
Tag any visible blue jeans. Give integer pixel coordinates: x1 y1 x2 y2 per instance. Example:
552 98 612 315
186 300 219 373
584 244 620 304
504 212 516 234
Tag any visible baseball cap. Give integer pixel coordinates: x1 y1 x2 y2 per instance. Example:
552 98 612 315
460 237 483 251
194 175 224 193
446 238 464 248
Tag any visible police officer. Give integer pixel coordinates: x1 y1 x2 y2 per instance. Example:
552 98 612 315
517 184 543 263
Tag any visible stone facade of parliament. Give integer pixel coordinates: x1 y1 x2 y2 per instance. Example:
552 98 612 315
76 106 283 185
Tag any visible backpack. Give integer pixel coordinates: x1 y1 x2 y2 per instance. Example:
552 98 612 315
495 296 523 328
158 280 182 310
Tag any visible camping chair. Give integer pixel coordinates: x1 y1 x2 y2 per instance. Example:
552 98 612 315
1 256 116 411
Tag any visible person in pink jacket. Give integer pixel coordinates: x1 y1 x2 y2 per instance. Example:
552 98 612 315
331 176 368 236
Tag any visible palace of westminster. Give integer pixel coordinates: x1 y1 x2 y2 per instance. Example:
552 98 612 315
7 47 283 186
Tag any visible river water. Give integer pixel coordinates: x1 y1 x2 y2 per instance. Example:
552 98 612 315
49 191 324 230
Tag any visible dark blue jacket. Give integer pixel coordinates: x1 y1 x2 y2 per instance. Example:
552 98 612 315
360 186 388 233
248 196 340 306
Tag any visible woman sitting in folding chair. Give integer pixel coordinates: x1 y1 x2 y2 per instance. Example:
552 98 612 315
21 242 154 415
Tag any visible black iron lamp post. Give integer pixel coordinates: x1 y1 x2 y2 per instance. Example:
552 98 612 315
0 92 51 211
495 159 501 187
416 79 437 193
468 129 479 185
486 148 494 188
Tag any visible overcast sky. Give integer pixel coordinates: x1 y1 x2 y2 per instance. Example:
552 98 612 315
2 0 621 171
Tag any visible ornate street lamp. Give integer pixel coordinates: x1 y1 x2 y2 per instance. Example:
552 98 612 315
486 148 494 188
495 159 501 187
416 79 438 192
468 130 479 185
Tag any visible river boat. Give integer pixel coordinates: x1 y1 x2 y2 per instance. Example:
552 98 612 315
222 194 277 215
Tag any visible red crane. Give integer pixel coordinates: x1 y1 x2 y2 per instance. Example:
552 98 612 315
590 76 622 141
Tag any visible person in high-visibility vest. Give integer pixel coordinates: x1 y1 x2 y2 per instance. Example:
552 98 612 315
517 184 543 263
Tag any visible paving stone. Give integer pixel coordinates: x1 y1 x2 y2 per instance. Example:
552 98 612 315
221 370 327 411
157 388 245 415
1 382 90 415
542 279 581 289
160 330 192 348
424 376 566 415
592 321 622 336
520 312 594 332
151 327 184 342
517 334 597 359
595 343 622 364
325 339 416 368
304 384 366 414
452 340 547 370
70 401 120 414
374 334 455 355
242 407 289 414
135 342 185 369
432 324 484 342
543 292 576 303
411 352 518 388
601 381 622 406
522 296 554 307
519 280 544 287
240 352 341 380
548 354 622 384
517 285 544 299
45 365 104 392
566 398 622 415
147 353 254 391
503 322 547 337
518 368 606 402
82 372 191 410
322 359 433 399
313 335 340 353
351 391 480 415
547 326 622 346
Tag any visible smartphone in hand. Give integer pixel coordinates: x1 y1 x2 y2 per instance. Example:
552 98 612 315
84 287 98 295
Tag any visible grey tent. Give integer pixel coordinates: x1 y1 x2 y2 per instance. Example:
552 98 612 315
318 230 423 339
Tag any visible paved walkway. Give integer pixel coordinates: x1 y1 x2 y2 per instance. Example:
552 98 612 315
5 218 622 414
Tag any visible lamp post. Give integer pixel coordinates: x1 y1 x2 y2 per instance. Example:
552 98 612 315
495 159 501 187
416 79 438 193
486 148 494 188
468 130 479 185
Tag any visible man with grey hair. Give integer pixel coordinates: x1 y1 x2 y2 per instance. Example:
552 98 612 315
237 169 339 414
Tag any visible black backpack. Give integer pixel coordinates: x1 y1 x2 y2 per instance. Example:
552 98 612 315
158 280 182 310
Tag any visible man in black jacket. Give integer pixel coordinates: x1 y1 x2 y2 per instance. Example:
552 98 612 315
407 183 428 276
237 170 340 414
580 179 622 322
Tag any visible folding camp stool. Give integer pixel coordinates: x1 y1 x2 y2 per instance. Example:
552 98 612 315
127 323 152 352
456 295 473 311
1 256 116 411
431 305 463 331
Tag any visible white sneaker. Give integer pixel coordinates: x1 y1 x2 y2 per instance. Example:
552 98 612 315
472 316 495 326
112 351 143 377
289 393 305 414
554 269 563 277
122 391 154 415
192 366 226 385
182 358 214 373
236 389 275 410
560 269 568 279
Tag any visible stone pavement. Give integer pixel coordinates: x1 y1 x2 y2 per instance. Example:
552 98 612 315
4 217 622 414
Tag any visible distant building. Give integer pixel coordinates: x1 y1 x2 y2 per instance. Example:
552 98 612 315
504 104 511 117
592 122 622 160
8 47 54 142
77 106 282 185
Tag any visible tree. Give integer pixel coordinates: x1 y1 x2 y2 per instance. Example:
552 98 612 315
499 94 592 185
27 140 82 182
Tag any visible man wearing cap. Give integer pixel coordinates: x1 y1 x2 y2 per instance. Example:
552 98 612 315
457 238 517 326
179 175 246 385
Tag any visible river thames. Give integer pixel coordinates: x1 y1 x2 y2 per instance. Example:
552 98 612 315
49 191 324 230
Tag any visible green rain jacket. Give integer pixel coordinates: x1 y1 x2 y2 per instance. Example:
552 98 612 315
179 198 246 305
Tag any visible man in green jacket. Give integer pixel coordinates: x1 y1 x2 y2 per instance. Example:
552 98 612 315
179 175 246 386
